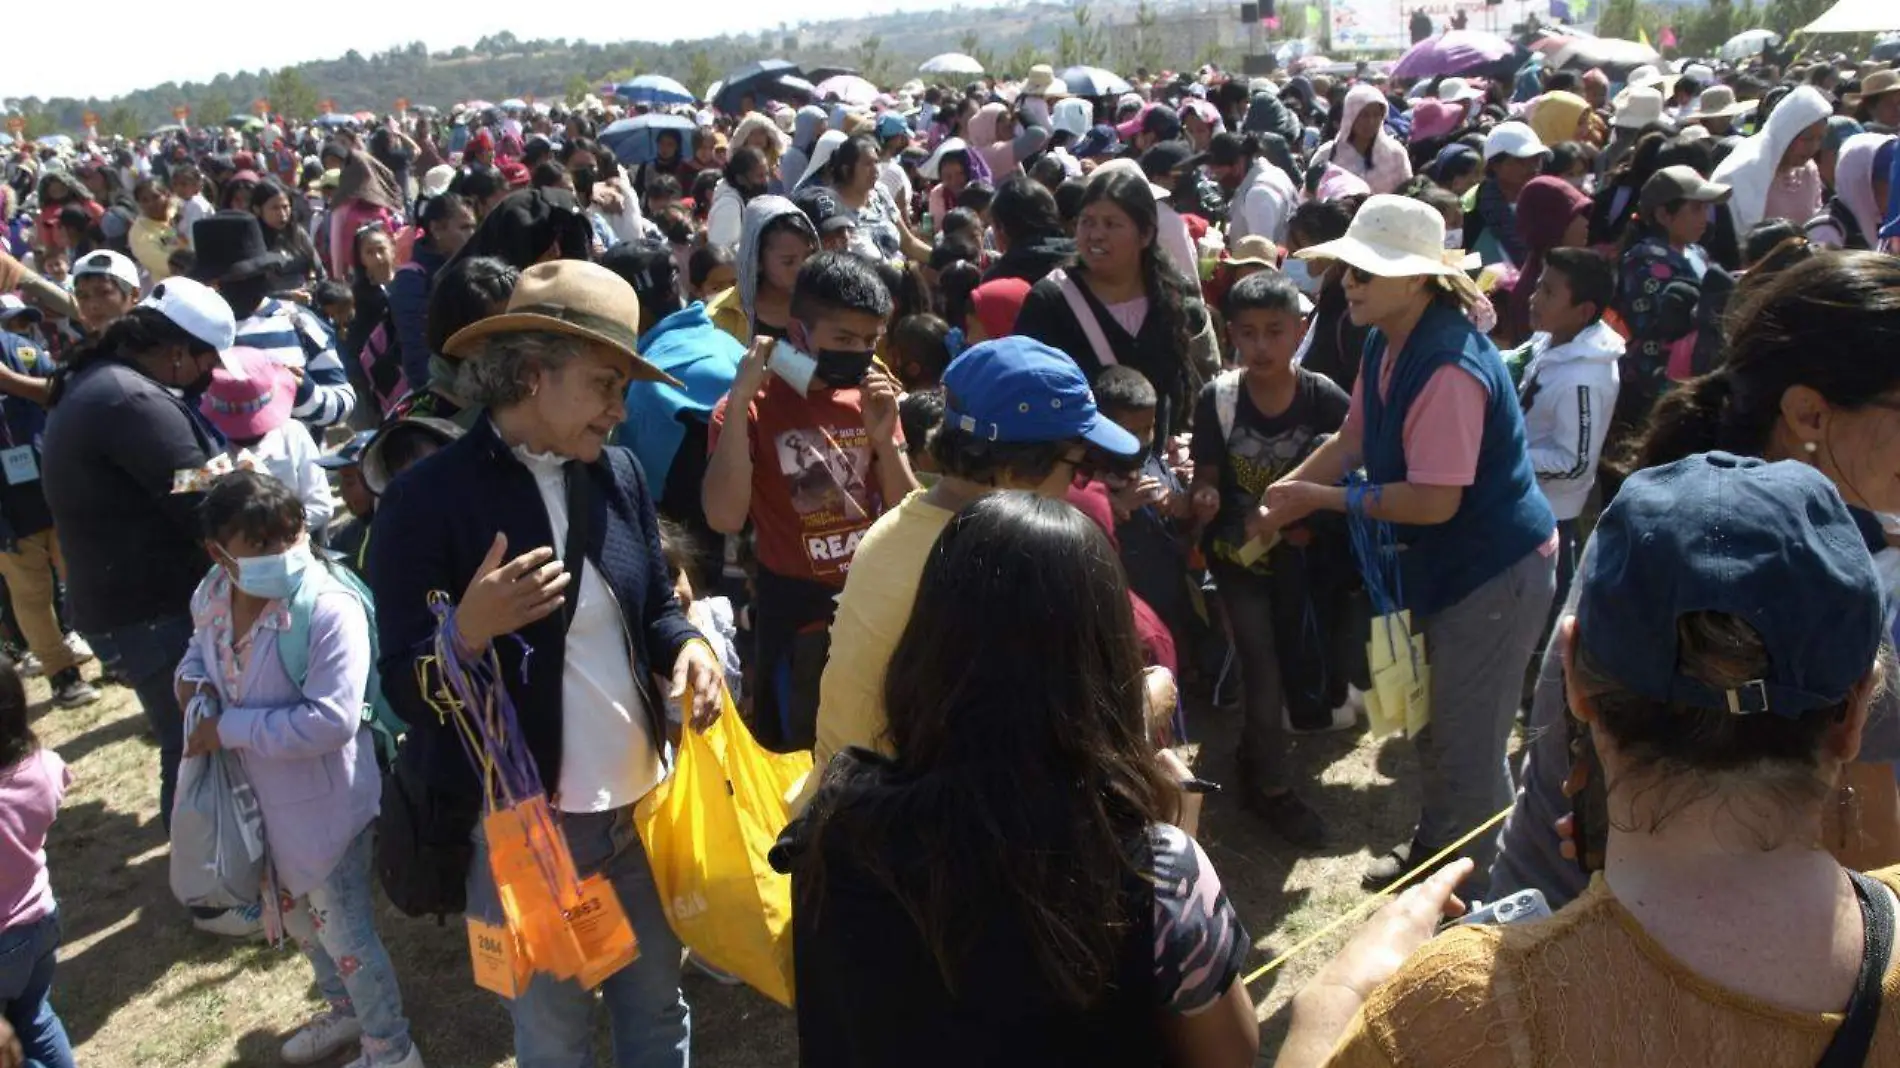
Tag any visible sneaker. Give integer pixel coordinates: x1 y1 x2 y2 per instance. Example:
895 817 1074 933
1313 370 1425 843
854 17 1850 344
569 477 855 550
64 632 94 666
192 902 264 939
339 1041 424 1068
17 652 41 678
686 951 743 985
1245 790 1328 850
282 1010 364 1065
50 668 99 708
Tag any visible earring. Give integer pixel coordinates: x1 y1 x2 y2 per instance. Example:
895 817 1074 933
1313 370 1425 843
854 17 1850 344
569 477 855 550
1804 441 1820 456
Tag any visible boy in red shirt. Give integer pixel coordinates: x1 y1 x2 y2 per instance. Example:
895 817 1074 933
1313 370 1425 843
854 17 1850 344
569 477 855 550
704 251 915 751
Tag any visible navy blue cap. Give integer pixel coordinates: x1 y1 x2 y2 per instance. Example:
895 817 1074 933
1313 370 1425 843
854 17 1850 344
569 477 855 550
316 429 376 469
940 337 1141 459
1076 124 1121 160
1577 452 1885 718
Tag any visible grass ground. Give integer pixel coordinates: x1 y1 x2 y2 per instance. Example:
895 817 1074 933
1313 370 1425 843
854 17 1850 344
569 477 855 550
39 667 1421 1067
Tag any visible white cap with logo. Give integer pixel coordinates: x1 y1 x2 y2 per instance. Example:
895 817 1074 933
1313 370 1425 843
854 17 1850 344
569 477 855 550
71 249 141 293
137 276 244 377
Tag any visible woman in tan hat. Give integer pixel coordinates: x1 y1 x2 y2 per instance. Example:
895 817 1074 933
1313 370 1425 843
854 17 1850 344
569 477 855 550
1849 68 1900 133
370 259 723 1067
1259 194 1558 896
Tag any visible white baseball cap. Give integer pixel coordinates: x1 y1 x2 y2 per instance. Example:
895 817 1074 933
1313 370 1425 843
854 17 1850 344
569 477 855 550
1436 77 1484 103
1484 121 1551 161
71 249 140 293
137 276 242 375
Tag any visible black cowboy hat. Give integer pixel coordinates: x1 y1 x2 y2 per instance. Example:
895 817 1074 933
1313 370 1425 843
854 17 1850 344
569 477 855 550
187 210 290 284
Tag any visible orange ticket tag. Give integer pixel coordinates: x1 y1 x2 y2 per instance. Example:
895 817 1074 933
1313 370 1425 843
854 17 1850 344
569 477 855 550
466 916 529 999
569 873 640 990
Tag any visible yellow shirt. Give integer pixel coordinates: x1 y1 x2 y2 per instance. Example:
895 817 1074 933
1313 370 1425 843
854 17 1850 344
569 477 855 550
797 489 953 811
705 285 750 348
1325 866 1900 1068
130 215 180 282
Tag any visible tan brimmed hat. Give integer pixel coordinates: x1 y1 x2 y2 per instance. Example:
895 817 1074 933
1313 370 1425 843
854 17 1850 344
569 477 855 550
442 260 680 385
1846 69 1900 108
1682 85 1757 123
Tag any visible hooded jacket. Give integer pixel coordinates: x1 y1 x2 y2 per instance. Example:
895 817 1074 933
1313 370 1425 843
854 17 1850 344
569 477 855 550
1226 158 1299 247
1515 320 1623 520
1311 85 1412 194
1712 85 1834 238
621 302 744 493
711 195 817 344
780 106 829 189
731 113 788 169
968 103 1050 178
1243 91 1304 149
1809 132 1895 250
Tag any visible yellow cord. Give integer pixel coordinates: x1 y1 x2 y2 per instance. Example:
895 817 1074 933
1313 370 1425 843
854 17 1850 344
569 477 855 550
1241 803 1515 988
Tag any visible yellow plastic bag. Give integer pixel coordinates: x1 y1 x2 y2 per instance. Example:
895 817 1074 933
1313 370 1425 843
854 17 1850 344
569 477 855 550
636 689 811 1007
1366 610 1431 739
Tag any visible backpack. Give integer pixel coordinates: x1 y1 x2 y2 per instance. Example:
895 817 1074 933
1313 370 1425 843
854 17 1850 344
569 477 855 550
1213 367 1243 443
279 560 407 764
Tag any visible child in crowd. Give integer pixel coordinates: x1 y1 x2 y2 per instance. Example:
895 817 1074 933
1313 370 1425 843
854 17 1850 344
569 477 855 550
1093 367 1199 678
176 471 421 1068
1516 246 1622 608
660 521 743 716
704 251 913 752
200 349 336 540
169 164 213 241
0 656 76 1068
311 280 355 340
897 388 944 482
1614 165 1729 441
886 314 952 390
689 245 737 304
1189 272 1351 848
318 431 378 577
0 297 47 353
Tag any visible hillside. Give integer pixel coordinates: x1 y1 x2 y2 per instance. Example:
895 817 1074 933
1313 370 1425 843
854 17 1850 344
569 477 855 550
5 0 1265 139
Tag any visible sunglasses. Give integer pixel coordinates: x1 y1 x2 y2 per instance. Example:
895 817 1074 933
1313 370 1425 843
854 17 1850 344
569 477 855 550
1345 264 1376 285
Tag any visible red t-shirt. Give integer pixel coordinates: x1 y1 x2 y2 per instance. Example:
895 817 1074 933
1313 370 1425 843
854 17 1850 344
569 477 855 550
710 376 897 587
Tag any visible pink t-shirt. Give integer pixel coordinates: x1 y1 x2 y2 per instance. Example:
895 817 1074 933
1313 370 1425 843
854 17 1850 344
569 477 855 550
0 747 70 931
1105 297 1150 338
1343 361 1488 487
1761 161 1823 229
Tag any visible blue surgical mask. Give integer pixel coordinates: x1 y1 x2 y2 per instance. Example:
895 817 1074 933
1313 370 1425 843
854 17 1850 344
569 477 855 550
1280 258 1323 296
227 543 312 601
1444 227 1465 250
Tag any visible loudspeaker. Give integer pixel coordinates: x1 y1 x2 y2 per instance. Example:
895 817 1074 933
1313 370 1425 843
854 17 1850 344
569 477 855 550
1243 53 1279 75
1240 3 1258 22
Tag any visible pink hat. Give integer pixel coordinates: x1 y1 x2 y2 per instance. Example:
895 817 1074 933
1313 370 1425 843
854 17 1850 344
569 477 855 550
1408 100 1463 144
200 348 296 441
1316 164 1372 203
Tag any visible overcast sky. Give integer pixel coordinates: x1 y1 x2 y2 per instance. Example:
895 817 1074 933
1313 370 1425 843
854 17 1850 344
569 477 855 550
10 0 963 100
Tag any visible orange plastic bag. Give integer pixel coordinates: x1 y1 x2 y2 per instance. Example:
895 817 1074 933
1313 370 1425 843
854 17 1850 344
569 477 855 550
636 689 810 1006
483 797 638 988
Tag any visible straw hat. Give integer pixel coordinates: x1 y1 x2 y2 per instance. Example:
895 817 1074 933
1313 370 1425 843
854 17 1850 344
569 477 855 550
1682 85 1757 123
1292 194 1466 279
1846 69 1900 108
442 260 679 384
1225 234 1279 267
1020 64 1069 100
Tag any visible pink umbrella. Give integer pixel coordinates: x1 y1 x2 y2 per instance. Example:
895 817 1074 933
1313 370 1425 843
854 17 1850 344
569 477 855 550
1289 55 1334 74
1391 29 1515 80
814 75 879 107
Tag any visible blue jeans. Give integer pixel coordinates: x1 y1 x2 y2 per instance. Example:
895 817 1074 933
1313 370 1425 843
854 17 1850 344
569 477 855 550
282 827 413 1065
0 911 75 1068
467 805 690 1068
84 613 194 828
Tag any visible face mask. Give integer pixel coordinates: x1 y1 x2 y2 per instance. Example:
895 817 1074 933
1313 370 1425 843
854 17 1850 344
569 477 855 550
572 166 598 204
226 543 312 601
813 348 876 388
1443 227 1464 250
1280 258 1323 296
736 179 768 200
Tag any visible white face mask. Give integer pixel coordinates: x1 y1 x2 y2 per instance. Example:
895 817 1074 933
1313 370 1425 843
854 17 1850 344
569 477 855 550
1444 227 1464 250
1280 258 1324 296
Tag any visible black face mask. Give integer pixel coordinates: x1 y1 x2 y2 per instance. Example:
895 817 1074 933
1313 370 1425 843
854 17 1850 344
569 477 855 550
572 166 598 204
813 348 876 388
735 178 768 200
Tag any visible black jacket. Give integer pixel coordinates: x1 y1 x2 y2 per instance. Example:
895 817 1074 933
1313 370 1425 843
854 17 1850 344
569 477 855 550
369 416 699 804
982 236 1074 287
1013 271 1195 448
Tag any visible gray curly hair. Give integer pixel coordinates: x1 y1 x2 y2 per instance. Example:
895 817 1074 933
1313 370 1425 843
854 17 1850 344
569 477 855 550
453 329 583 408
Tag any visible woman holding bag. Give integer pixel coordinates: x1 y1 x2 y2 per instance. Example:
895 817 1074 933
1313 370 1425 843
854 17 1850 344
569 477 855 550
1257 194 1557 897
369 260 722 1068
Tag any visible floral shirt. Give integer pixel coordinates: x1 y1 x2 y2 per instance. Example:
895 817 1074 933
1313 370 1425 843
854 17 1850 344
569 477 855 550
191 566 293 703
1617 236 1702 372
846 185 905 265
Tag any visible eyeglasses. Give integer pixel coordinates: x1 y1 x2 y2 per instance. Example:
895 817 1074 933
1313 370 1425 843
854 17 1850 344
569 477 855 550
1345 264 1376 285
1057 450 1098 482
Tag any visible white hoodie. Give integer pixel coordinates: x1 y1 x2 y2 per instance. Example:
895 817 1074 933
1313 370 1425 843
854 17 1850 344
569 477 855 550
1518 319 1624 521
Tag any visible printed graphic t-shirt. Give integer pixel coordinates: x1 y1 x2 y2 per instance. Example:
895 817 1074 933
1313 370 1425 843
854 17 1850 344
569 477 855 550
710 375 896 588
1190 368 1349 571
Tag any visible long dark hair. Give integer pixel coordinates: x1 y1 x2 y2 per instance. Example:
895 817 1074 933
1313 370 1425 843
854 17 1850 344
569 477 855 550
48 306 209 406
823 135 880 192
802 493 1175 1006
1072 169 1196 384
1634 253 1900 474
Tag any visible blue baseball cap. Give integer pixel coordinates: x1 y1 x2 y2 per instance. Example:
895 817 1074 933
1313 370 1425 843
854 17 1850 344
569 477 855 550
875 113 910 142
1076 124 1122 160
1577 452 1885 718
940 337 1141 460
316 429 377 470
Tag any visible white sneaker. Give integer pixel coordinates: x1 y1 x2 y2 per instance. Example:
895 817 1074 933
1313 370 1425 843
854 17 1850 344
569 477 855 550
17 652 41 678
191 902 263 939
339 1042 424 1068
64 632 94 665
281 1010 364 1065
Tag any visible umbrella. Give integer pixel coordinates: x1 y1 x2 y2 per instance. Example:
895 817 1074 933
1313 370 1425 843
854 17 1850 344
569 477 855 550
147 123 185 137
1720 28 1780 61
1059 65 1133 97
500 97 528 111
226 114 265 132
313 113 356 128
815 74 879 107
1876 33 1900 62
599 113 695 166
352 111 377 122
1552 36 1661 75
35 134 71 148
806 66 862 85
920 52 985 76
1289 54 1336 74
1392 30 1515 80
1802 0 1900 33
715 59 805 114
618 75 694 106
463 100 494 112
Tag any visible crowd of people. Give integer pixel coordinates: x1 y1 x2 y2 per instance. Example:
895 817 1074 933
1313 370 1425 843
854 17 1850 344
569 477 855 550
2 25 1900 1068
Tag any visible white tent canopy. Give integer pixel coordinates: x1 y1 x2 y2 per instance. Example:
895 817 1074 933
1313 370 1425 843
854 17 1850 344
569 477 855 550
1802 0 1900 35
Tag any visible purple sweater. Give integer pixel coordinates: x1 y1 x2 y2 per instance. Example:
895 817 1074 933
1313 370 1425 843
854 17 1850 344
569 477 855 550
176 567 380 898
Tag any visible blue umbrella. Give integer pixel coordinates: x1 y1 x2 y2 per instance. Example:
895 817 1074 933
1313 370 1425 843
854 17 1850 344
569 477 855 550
714 59 807 115
313 113 355 129
618 75 695 106
600 114 695 166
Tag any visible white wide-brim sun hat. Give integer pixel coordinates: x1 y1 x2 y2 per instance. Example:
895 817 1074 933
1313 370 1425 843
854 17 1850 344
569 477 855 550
1292 194 1467 278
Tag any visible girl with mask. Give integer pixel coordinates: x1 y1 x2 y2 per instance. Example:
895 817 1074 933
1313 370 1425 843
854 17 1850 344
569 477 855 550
177 470 422 1068
706 146 771 252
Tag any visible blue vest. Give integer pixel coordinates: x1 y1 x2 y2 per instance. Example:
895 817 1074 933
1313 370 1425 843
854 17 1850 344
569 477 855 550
1361 302 1554 617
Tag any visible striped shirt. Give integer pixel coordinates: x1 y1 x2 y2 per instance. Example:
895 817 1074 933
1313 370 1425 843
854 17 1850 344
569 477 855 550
234 298 356 429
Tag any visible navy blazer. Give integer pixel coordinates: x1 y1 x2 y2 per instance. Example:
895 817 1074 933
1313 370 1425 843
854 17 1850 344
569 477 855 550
368 415 699 804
